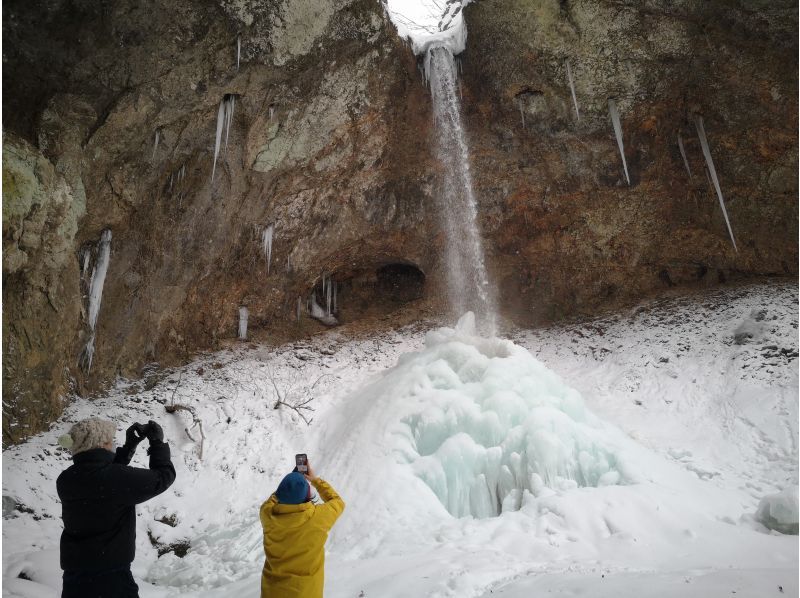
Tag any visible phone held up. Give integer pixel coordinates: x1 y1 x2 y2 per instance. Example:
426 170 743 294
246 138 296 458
295 453 308 474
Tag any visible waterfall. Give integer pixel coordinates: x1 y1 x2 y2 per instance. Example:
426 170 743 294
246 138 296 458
424 46 496 333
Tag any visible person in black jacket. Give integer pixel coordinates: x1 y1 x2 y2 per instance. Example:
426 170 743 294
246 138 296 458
56 417 176 598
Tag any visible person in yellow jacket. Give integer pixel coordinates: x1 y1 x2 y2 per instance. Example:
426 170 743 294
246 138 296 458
260 462 344 598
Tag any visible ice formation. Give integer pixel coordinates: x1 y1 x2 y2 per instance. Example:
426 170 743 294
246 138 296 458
238 307 249 340
261 224 274 274
236 36 241 70
152 129 160 161
87 230 112 332
694 115 737 251
388 313 629 518
309 294 338 326
79 246 91 282
677 134 692 177
756 486 799 535
566 61 580 121
80 229 112 372
317 273 337 320
425 46 496 332
225 96 235 151
385 0 469 55
608 99 630 185
211 95 235 182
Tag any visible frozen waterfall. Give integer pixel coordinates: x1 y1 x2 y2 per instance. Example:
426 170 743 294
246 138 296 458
80 229 112 373
425 46 497 333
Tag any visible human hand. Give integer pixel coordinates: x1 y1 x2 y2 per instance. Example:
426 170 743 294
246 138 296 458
144 420 164 443
125 423 146 447
304 463 317 482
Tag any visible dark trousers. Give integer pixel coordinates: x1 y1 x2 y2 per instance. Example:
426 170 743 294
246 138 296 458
62 566 139 598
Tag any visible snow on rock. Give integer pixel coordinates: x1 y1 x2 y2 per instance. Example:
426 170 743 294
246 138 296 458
756 486 799 535
385 0 470 55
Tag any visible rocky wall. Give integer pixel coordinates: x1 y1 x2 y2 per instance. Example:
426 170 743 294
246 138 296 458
2 0 797 443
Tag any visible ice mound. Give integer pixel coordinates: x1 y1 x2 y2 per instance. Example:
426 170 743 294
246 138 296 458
756 486 799 535
394 313 631 518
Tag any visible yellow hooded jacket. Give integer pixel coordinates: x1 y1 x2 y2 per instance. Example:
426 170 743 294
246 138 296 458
260 478 345 598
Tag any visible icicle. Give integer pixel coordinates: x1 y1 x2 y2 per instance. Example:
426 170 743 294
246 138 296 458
238 307 249 340
608 99 630 185
296 297 302 322
261 224 274 274
224 96 235 152
81 335 96 373
310 294 338 326
179 165 185 182
518 99 525 130
80 229 111 373
566 61 580 121
211 99 225 182
87 230 112 331
152 130 160 161
286 254 291 273
236 36 241 70
333 282 337 313
80 247 91 281
677 134 692 177
269 105 275 120
694 115 737 252
326 277 332 316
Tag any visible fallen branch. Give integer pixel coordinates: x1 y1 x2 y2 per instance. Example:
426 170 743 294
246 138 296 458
165 403 205 460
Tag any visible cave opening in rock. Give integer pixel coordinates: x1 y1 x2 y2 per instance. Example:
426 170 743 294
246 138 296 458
311 262 425 325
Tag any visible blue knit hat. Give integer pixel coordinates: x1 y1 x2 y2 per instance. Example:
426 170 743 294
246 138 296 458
275 472 311 504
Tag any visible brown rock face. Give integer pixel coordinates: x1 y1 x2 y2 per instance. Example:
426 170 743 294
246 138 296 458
2 0 797 443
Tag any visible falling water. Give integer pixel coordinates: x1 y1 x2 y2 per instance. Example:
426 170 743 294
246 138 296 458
425 46 496 333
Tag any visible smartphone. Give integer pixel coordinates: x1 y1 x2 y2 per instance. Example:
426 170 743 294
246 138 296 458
295 453 308 474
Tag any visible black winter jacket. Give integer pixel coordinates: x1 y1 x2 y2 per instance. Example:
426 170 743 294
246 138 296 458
56 441 176 572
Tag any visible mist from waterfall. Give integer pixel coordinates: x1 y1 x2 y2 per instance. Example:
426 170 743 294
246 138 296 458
425 46 497 333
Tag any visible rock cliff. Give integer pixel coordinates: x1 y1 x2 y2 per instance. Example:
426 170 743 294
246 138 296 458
3 0 797 443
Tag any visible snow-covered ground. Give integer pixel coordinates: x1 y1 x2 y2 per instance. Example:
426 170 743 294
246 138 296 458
3 282 798 598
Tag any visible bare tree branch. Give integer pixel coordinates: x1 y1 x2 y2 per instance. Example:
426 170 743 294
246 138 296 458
165 403 205 460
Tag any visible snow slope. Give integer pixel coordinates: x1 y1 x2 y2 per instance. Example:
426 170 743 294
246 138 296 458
3 283 797 598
